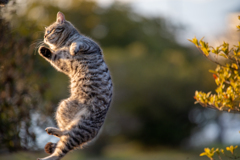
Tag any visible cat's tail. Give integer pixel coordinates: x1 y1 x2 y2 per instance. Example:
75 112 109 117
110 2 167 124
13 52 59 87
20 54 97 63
45 142 57 154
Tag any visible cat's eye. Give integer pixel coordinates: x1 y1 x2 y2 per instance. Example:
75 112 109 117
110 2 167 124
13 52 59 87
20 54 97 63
55 28 63 33
45 28 54 35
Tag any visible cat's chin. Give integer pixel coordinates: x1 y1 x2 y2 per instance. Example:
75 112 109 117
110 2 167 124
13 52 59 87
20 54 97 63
44 40 55 50
45 43 57 51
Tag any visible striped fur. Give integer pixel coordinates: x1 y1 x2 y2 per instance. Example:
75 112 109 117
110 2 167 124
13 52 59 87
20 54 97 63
37 12 113 160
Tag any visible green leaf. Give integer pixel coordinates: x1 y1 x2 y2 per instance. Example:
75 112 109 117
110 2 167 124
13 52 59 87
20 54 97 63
209 70 216 74
219 53 228 59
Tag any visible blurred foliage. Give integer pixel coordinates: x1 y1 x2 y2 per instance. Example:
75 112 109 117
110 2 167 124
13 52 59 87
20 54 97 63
189 16 240 112
0 2 52 151
0 0 215 153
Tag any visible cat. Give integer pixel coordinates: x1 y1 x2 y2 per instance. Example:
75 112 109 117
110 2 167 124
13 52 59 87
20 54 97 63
37 12 113 160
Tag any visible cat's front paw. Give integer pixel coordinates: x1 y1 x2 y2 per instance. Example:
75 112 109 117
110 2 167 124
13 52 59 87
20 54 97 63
70 42 83 56
39 46 52 58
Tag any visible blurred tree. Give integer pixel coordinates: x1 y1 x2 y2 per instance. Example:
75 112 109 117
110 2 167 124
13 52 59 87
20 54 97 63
0 2 52 152
0 0 215 153
0 0 8 6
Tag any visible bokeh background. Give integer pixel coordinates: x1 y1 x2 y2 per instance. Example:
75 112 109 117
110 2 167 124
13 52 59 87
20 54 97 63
1 0 240 159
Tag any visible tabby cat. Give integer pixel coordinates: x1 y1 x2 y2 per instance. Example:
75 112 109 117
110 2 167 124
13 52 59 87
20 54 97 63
37 12 113 160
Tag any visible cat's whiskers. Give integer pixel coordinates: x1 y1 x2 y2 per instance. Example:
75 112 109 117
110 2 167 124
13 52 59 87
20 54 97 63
32 40 45 54
31 39 42 46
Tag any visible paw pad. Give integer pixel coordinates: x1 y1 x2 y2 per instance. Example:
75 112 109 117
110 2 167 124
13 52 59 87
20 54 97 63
39 47 51 58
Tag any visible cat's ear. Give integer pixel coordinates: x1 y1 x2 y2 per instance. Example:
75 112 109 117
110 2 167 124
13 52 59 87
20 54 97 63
56 11 65 24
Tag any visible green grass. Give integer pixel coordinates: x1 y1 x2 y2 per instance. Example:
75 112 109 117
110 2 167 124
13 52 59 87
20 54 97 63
0 144 206 160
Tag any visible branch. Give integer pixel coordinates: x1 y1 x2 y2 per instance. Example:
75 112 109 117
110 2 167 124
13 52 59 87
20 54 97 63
199 102 240 113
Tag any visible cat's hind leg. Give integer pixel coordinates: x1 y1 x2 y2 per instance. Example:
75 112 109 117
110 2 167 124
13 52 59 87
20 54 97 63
44 142 57 154
45 127 63 138
38 118 99 160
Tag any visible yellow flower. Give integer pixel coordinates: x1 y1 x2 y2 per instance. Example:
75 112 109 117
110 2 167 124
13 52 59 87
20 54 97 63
215 148 220 155
200 148 215 158
220 149 224 154
226 145 238 154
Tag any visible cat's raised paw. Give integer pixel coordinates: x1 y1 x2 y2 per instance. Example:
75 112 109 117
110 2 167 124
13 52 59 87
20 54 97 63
39 46 52 58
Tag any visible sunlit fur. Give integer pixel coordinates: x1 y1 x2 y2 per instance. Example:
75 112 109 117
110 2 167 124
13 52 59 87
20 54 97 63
37 12 113 160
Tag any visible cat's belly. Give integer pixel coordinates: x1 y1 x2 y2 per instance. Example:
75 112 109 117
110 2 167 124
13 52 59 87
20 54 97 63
55 99 82 130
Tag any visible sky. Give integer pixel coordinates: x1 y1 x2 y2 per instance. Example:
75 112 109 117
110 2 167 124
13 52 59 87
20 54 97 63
96 0 240 45
15 0 240 45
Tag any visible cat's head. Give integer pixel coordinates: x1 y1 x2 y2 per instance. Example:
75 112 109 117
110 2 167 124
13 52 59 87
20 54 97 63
44 12 78 50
